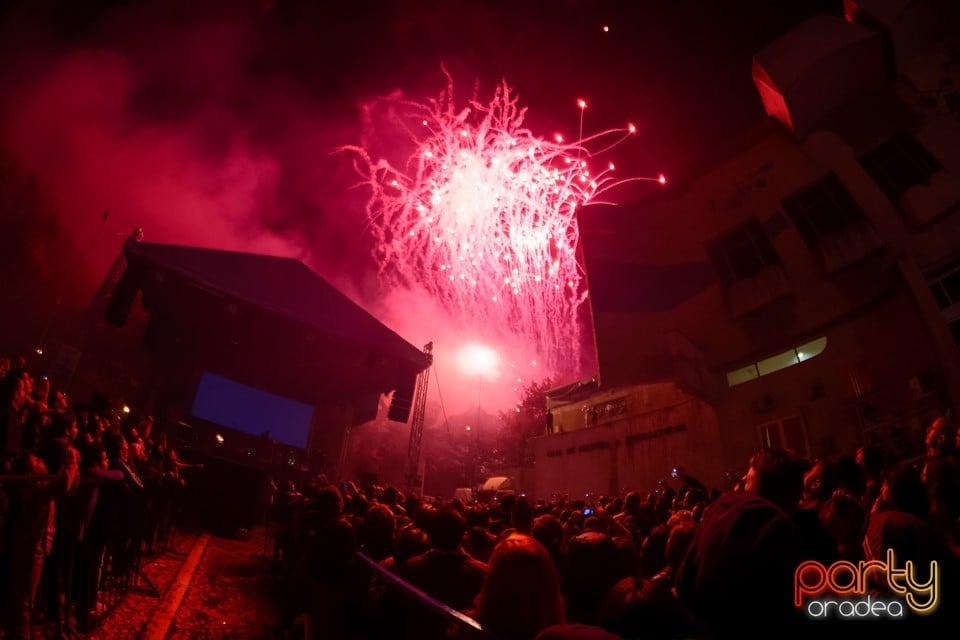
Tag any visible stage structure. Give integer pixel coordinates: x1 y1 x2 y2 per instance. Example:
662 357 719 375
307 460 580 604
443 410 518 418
98 237 431 483
404 342 433 494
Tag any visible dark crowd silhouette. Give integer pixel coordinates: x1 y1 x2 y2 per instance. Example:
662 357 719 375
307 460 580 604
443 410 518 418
267 415 960 639
3 353 960 640
1 356 195 640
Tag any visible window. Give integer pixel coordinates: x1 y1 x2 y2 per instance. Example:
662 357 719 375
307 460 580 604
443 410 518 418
781 173 868 250
726 337 827 387
706 218 781 286
758 414 809 458
928 263 960 346
756 349 801 376
859 132 941 204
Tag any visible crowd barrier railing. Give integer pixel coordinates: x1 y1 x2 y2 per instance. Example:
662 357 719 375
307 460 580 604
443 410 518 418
354 551 504 640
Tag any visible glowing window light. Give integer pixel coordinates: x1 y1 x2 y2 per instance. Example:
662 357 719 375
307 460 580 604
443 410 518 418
726 337 828 387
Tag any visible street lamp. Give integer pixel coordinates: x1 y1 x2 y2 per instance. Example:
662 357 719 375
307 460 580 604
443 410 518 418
457 342 500 490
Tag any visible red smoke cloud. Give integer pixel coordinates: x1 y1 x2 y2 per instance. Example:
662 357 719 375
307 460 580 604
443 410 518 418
0 9 367 296
0 2 550 416
0 0 637 415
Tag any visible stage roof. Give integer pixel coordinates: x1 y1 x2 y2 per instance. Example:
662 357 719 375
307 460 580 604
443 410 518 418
113 241 429 413
125 241 426 366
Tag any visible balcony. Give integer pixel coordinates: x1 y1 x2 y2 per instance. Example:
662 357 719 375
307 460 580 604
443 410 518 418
899 169 960 225
814 218 885 273
727 264 791 318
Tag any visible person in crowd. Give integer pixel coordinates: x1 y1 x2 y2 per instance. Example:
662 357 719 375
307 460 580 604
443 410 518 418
98 430 144 587
856 444 885 511
0 369 27 470
382 486 407 516
302 485 360 640
652 519 697 589
638 524 669 578
818 491 866 562
675 488 807 639
383 524 430 570
70 442 125 634
41 412 81 640
597 575 698 640
463 505 497 563
359 503 396 563
864 500 960 629
531 514 566 575
2 447 78 640
800 455 864 510
612 491 641 525
562 531 629 625
21 389 50 456
505 495 535 536
920 411 960 554
473 534 565 640
273 480 302 568
396 504 488 612
874 459 928 519
742 447 836 563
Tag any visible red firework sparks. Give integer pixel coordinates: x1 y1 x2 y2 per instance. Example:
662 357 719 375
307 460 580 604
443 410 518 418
341 71 662 378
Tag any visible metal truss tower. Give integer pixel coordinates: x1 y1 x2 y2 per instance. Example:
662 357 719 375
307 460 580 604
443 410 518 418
405 342 433 494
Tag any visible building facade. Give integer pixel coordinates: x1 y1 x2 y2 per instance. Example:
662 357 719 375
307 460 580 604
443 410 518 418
532 1 960 497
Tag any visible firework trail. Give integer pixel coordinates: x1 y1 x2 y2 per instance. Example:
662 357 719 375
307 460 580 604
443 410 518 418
341 71 659 378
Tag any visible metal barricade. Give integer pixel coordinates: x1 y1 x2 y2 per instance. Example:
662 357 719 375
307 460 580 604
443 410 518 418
352 551 504 640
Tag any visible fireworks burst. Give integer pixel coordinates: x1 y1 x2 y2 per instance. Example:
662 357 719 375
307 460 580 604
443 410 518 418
341 71 658 378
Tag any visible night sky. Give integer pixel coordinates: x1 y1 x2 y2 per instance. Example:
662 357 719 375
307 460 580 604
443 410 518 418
0 0 840 410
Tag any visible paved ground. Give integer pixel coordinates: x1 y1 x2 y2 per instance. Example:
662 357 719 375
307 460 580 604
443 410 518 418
166 529 281 640
83 526 284 640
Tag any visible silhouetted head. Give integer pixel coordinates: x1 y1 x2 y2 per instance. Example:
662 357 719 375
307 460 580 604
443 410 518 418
476 534 565 640
428 505 467 552
311 485 344 524
564 532 628 624
598 576 697 640
393 525 430 567
103 430 128 461
744 448 808 512
0 369 27 408
512 495 534 533
926 413 955 457
880 461 928 519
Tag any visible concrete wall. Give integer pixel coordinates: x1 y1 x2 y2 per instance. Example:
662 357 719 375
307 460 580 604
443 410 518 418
531 391 725 500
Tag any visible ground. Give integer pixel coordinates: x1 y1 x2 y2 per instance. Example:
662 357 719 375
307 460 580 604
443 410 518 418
80 526 284 640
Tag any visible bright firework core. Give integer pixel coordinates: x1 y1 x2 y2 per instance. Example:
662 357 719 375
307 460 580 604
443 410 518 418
457 343 500 380
343 71 658 385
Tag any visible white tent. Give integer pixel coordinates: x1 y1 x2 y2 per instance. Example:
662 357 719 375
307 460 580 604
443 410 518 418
481 476 512 491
